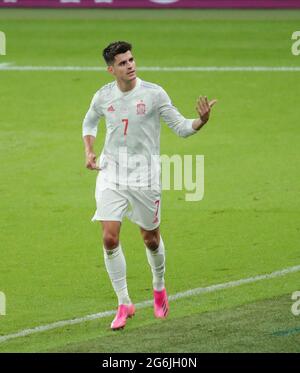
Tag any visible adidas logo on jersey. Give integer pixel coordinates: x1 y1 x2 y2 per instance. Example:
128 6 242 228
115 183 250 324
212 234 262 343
107 105 115 112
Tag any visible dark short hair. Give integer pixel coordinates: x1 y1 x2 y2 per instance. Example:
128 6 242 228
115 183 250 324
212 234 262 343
102 41 132 65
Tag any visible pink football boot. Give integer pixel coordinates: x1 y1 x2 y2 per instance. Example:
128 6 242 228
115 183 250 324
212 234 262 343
111 304 135 330
153 288 169 318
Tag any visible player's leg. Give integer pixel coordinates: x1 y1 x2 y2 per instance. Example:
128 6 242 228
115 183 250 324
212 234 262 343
102 220 121 250
126 187 169 319
102 221 131 306
93 187 134 330
140 226 169 318
140 227 165 291
101 221 135 330
127 189 165 291
140 228 165 291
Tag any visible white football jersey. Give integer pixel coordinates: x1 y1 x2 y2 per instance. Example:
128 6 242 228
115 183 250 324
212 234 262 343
82 77 197 188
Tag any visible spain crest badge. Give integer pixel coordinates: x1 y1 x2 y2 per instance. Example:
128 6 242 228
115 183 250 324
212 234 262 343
136 100 146 115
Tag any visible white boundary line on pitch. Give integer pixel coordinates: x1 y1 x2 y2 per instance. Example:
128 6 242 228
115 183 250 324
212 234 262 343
1 264 300 344
1 64 300 72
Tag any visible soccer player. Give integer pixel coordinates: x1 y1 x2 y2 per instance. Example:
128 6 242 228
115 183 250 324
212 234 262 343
82 41 216 330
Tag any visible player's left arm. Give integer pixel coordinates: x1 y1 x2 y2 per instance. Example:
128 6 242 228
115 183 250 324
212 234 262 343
192 96 217 131
158 88 217 138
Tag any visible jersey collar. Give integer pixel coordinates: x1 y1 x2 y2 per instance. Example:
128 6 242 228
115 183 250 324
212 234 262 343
115 77 141 98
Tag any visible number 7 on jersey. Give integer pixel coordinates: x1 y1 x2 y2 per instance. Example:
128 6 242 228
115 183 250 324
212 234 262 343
122 119 129 136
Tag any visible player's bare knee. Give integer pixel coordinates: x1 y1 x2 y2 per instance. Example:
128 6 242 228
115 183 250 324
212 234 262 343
103 233 119 250
144 236 159 251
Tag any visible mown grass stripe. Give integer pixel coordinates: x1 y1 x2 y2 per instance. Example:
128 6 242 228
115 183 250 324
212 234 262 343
1 264 300 344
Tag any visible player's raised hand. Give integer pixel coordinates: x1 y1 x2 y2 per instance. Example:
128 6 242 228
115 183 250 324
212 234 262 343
85 151 100 171
196 96 217 125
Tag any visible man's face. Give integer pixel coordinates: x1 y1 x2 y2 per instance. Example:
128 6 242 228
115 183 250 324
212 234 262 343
108 50 136 82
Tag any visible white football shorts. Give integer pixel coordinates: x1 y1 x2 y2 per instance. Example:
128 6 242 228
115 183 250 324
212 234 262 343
92 186 161 231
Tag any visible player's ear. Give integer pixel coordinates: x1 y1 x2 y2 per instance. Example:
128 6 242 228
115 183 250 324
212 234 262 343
107 65 114 76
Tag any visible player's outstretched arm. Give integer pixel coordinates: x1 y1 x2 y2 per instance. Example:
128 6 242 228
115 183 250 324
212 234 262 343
192 96 217 131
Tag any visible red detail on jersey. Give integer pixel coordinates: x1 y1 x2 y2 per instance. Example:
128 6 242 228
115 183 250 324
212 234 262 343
107 105 115 112
122 119 129 136
153 216 159 224
136 100 146 115
153 200 160 224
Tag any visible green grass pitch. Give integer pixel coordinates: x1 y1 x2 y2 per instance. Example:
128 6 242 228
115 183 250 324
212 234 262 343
0 9 300 352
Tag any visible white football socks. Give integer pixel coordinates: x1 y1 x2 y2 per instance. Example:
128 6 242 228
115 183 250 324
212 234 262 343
145 235 166 292
103 244 131 306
